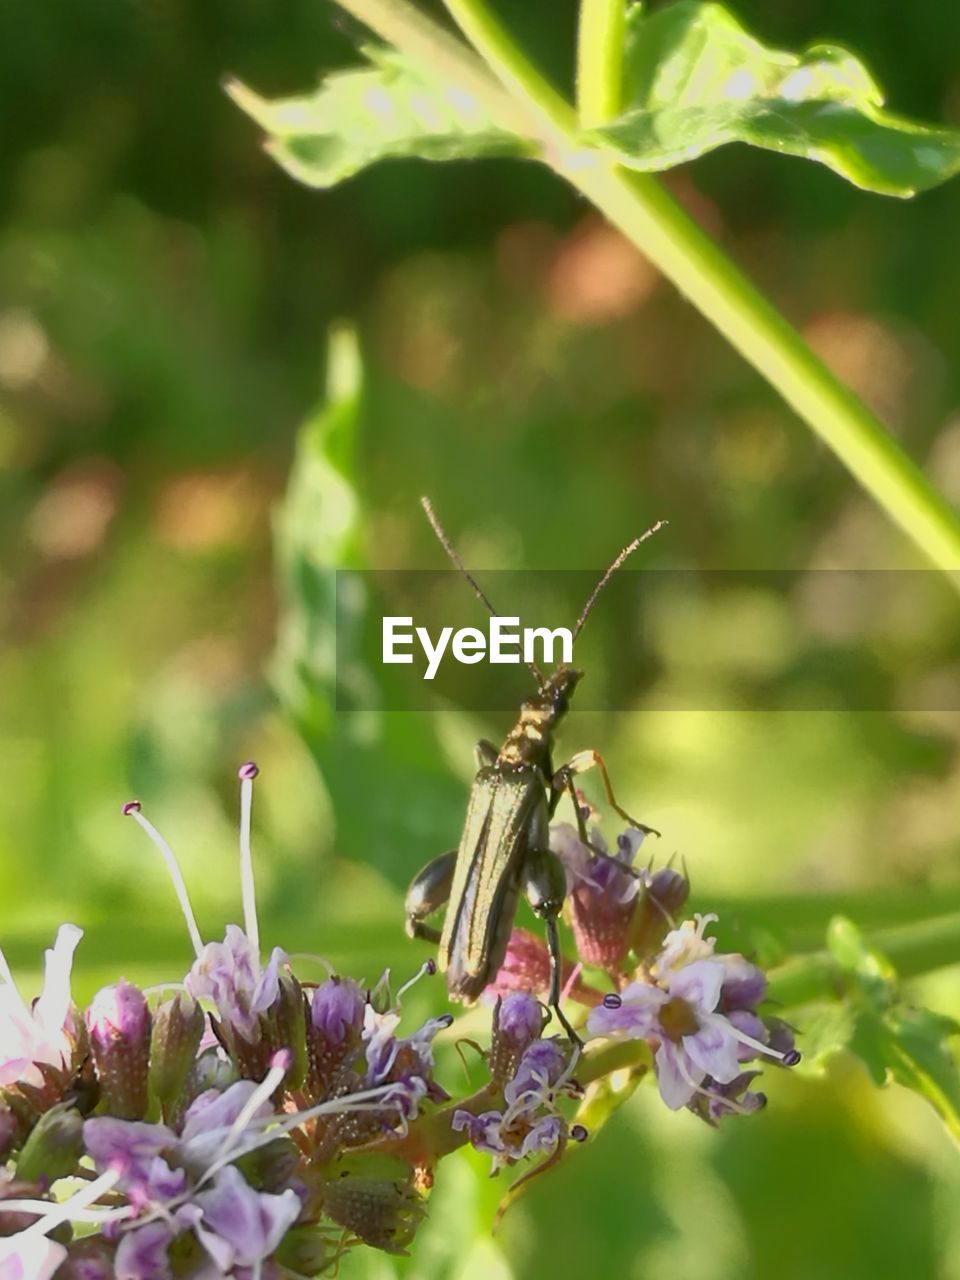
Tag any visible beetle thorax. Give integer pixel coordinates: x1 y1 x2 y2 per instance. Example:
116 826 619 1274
497 666 583 767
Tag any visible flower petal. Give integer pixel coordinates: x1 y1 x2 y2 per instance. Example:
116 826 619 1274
684 1017 741 1084
668 959 725 1014
654 1040 703 1110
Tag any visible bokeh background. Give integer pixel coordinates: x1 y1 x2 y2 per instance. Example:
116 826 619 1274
2 1 960 1276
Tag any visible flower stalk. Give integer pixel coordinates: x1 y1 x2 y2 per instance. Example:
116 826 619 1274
333 0 960 581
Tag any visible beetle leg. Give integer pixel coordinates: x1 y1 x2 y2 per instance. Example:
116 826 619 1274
404 849 458 944
474 739 499 769
552 749 660 838
523 848 582 1046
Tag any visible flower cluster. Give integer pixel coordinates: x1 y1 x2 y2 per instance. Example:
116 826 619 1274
0 774 798 1277
0 767 451 1278
488 821 799 1122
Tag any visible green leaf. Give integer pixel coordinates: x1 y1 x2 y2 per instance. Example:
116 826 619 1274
590 1 960 197
226 47 526 189
272 325 466 888
808 917 960 1140
853 1005 960 1141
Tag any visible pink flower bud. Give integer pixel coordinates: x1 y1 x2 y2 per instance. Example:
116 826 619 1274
85 980 151 1119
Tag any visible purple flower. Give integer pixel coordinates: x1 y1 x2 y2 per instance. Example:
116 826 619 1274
186 924 287 1041
490 993 544 1083
587 921 793 1113
719 954 767 1012
82 1117 186 1206
311 978 365 1045
452 1108 563 1171
551 823 646 972
176 1164 301 1271
114 1220 173 1280
363 1009 451 1119
452 1037 575 1172
504 1039 567 1109
692 1071 767 1126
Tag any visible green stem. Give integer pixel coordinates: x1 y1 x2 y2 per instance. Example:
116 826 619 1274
336 0 960 579
768 910 960 1007
577 0 625 125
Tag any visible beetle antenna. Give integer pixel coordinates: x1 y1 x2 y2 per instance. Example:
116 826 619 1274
420 496 545 687
572 519 667 643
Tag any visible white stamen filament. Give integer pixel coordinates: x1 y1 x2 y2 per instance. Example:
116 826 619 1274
238 773 260 955
706 1013 787 1062
0 1200 132 1226
195 1081 407 1189
396 959 434 1004
17 1169 123 1242
128 809 204 959
206 1057 290 1171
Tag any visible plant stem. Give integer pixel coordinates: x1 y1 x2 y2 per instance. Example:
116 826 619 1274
336 0 960 579
577 0 625 125
768 910 960 1007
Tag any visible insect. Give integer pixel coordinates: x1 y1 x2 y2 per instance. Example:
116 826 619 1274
404 497 666 1042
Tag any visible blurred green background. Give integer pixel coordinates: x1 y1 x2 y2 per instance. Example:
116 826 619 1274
2 1 960 1276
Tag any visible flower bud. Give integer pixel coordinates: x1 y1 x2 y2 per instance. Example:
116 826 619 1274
489 994 544 1085
15 1102 84 1186
568 854 640 973
720 955 767 1012
149 992 205 1123
307 977 365 1097
484 928 553 999
275 1225 332 1276
181 1048 239 1113
311 977 365 1046
322 1160 426 1255
764 1017 801 1066
234 1133 301 1193
631 867 690 959
85 981 151 1119
226 971 308 1093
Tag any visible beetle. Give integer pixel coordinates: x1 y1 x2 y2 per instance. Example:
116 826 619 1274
404 498 665 1041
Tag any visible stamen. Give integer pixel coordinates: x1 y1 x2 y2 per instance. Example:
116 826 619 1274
560 961 583 1004
694 912 719 940
197 1082 409 1188
237 763 260 955
602 993 623 1009
17 1169 122 1241
205 1049 291 1173
570 1124 588 1142
396 958 437 1004
124 802 204 959
709 1014 788 1063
